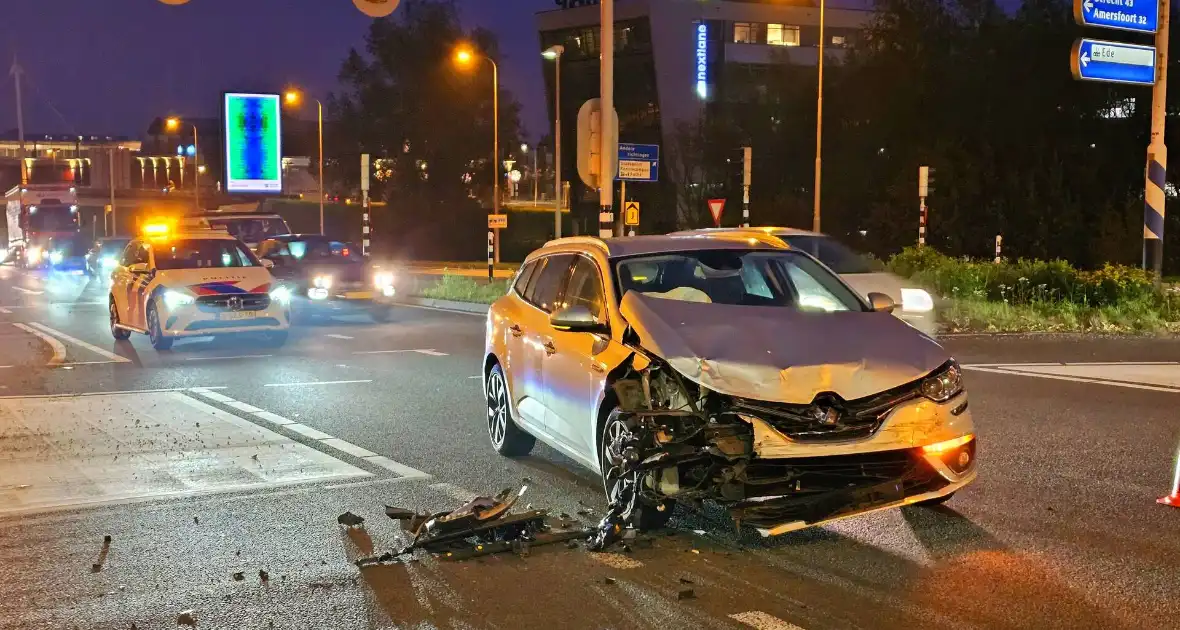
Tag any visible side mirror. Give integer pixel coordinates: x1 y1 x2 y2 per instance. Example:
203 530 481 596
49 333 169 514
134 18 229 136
128 262 151 275
550 304 609 334
261 258 275 269
867 292 896 313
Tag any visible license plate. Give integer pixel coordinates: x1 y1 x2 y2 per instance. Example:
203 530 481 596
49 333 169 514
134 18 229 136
219 311 256 321
343 291 373 300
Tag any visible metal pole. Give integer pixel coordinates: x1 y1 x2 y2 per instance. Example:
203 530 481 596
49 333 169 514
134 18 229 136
742 146 752 227
12 58 25 185
620 180 626 236
1145 0 1170 286
554 50 563 239
193 124 200 212
109 147 116 237
492 58 500 266
318 100 325 236
533 147 538 206
812 0 825 233
600 0 615 238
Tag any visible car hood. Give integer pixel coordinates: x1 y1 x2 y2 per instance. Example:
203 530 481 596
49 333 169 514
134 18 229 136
618 291 949 404
162 268 275 295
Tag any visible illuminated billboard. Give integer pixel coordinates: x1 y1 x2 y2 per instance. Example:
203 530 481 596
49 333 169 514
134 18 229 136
223 93 283 194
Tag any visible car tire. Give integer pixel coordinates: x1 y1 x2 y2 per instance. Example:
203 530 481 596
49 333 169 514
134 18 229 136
369 305 393 323
600 408 675 531
109 299 131 340
917 492 955 507
147 302 172 350
485 363 535 457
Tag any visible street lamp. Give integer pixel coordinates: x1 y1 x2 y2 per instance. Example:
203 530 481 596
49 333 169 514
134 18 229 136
454 45 501 269
542 44 564 239
166 116 200 212
284 88 325 235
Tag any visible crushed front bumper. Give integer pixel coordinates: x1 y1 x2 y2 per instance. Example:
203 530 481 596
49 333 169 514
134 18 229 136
160 302 290 337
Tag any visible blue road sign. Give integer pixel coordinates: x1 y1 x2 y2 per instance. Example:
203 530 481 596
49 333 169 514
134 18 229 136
1074 0 1157 34
617 143 659 182
1071 38 1156 86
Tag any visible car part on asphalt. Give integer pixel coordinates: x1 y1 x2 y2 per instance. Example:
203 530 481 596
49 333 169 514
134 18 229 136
356 485 591 566
337 511 365 528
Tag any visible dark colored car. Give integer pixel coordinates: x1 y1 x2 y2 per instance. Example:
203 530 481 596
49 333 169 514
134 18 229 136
85 237 132 276
43 234 92 273
256 235 396 323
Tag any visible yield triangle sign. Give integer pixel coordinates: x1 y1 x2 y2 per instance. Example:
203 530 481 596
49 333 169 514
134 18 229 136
707 199 726 227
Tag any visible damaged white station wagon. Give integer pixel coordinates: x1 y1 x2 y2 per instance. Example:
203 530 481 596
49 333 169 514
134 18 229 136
482 234 976 548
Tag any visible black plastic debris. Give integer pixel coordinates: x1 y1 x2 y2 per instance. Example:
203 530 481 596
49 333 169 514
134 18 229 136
677 588 695 600
177 609 197 626
357 484 590 566
604 577 617 585
337 512 365 528
232 572 244 581
259 570 269 582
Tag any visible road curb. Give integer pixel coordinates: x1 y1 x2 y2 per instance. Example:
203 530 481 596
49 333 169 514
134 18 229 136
398 297 490 315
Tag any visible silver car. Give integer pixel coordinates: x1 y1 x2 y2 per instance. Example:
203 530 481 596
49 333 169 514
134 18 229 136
673 227 938 336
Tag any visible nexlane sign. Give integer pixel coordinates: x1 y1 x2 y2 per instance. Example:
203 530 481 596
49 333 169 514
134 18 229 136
1073 0 1157 34
617 143 659 182
1071 38 1156 86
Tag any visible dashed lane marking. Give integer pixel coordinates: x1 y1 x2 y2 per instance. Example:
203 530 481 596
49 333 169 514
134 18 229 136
185 354 273 362
1 386 226 400
12 322 65 365
12 286 42 295
187 387 432 479
729 612 807 630
262 379 373 388
351 348 449 356
964 363 1180 393
325 334 354 340
27 322 131 363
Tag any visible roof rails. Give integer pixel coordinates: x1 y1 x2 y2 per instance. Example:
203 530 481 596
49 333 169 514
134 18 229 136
543 236 608 251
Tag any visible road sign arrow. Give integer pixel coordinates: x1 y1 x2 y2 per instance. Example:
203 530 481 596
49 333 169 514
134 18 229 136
1080 52 1090 68
1083 0 1092 12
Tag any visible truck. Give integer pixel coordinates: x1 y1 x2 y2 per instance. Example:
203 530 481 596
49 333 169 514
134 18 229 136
4 184 81 268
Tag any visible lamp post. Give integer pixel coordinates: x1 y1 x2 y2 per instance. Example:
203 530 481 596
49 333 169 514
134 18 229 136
284 89 325 235
543 44 564 239
455 46 501 269
813 0 826 232
166 117 199 212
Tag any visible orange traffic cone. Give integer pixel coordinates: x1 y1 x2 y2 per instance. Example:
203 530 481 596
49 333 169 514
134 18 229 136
1159 452 1180 508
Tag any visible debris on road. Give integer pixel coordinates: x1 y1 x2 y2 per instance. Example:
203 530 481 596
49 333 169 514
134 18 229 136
177 609 197 626
677 588 696 600
604 577 617 585
103 535 112 544
356 484 589 566
232 572 244 581
337 511 365 528
259 570 269 582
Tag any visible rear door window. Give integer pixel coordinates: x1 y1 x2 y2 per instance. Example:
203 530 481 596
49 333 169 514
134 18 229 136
524 254 574 313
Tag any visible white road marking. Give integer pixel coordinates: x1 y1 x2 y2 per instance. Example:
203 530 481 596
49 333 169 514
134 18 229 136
468 375 482 379
429 481 478 502
964 363 1180 393
185 354 272 362
325 334 354 340
12 286 42 295
0 391 370 516
0 386 226 401
351 348 448 356
286 423 334 440
56 360 124 367
729 611 807 630
27 322 131 363
320 438 377 458
12 322 65 364
184 389 431 479
262 379 373 388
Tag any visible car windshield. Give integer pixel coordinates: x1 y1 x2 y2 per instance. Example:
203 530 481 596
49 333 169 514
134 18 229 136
615 249 865 313
153 239 259 270
48 235 91 256
287 239 362 262
206 217 289 243
100 239 130 254
27 205 79 232
779 235 881 274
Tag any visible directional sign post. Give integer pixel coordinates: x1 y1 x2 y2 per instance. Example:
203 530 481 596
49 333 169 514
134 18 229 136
1071 38 1156 86
617 143 659 182
1074 0 1158 34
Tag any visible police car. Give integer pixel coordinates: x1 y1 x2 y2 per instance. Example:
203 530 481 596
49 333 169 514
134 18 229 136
108 223 291 350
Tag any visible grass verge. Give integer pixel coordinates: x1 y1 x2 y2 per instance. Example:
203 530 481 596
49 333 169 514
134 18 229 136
415 274 509 304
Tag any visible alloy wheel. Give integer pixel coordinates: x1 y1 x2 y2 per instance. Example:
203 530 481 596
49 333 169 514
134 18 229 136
486 370 508 448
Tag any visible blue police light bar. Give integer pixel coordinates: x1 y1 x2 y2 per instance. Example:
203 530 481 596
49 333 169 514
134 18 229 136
1071 38 1156 86
1074 0 1157 34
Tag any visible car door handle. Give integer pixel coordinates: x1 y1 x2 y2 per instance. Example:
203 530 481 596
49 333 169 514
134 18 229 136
543 341 557 356
591 363 605 373
509 324 523 337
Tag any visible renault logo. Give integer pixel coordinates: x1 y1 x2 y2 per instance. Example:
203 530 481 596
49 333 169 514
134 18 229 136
227 296 243 311
811 406 840 426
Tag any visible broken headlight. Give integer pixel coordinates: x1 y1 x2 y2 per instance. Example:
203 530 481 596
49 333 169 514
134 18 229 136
920 360 963 403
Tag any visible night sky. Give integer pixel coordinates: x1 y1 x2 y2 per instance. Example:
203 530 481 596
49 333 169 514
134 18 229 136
0 0 553 140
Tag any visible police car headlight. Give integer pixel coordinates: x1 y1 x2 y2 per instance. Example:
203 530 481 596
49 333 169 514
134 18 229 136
313 275 333 289
270 285 292 304
162 290 195 310
921 360 963 403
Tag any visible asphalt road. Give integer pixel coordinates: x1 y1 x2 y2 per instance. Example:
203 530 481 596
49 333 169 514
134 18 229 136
0 265 1177 629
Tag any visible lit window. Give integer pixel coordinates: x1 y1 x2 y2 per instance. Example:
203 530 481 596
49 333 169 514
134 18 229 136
832 35 847 46
734 22 755 44
767 24 800 47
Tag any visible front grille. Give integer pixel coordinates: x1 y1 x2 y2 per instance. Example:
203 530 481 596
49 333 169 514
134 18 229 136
196 293 271 312
734 379 920 442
